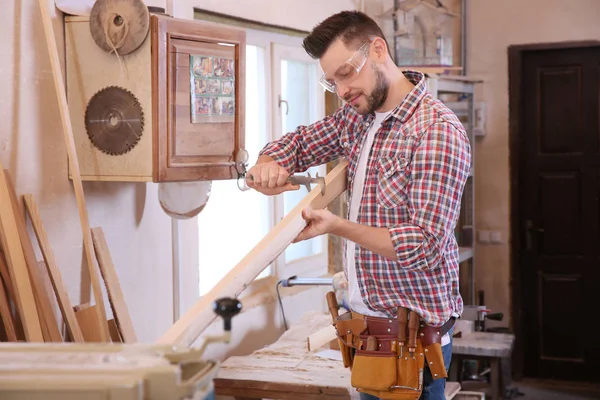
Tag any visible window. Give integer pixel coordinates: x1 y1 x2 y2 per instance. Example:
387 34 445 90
197 30 326 296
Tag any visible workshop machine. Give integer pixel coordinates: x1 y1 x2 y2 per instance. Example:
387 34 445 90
0 297 242 400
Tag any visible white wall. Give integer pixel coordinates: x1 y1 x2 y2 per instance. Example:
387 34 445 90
0 0 356 354
467 0 600 328
0 0 174 343
170 0 357 30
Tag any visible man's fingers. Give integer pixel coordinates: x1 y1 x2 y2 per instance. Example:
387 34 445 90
276 169 288 187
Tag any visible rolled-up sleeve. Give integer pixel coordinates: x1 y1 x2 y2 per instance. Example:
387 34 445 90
258 105 348 173
389 122 471 270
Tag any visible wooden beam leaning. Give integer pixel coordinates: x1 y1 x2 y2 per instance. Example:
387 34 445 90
0 167 43 341
23 195 84 343
157 160 348 347
37 0 110 341
4 172 62 342
91 227 137 343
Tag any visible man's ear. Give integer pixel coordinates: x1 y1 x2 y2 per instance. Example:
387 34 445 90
371 37 388 64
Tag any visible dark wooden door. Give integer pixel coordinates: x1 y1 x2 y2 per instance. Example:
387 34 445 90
518 44 600 382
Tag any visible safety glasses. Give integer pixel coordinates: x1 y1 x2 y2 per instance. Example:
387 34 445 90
319 41 371 93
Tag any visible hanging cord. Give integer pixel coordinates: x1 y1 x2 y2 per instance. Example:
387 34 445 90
103 13 130 79
276 280 289 331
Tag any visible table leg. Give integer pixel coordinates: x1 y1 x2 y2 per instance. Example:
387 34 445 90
449 354 462 382
490 357 500 400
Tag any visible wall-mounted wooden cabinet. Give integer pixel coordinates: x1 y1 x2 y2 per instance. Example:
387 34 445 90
65 13 246 182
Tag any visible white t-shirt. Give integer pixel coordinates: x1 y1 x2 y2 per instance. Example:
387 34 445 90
345 110 453 346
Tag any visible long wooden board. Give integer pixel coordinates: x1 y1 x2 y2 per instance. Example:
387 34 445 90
37 0 110 341
0 167 43 341
4 172 62 342
23 194 84 343
91 227 137 343
157 160 348 347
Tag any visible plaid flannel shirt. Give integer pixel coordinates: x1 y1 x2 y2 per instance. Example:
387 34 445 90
259 71 471 327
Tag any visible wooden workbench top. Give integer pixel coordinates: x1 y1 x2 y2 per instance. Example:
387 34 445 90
214 311 357 399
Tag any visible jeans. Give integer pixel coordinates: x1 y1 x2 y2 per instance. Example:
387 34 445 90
359 326 455 400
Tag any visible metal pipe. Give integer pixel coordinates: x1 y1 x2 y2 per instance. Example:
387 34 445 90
280 276 333 287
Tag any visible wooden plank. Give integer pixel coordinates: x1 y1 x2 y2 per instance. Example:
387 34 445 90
23 194 84 343
0 267 17 341
37 0 110 342
157 160 348 347
307 324 336 352
107 319 123 343
4 171 62 342
73 304 103 343
0 167 43 341
90 227 137 343
0 251 24 340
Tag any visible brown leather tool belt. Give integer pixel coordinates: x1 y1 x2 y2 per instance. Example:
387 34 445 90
355 312 456 348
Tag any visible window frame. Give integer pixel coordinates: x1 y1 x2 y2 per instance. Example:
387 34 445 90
181 26 330 310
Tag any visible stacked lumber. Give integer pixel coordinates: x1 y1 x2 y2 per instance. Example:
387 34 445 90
0 166 136 343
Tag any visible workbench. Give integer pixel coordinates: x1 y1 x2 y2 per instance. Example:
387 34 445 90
214 311 463 400
449 327 515 400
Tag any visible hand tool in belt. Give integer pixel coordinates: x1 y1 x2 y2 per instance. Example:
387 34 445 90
397 307 408 357
408 311 420 357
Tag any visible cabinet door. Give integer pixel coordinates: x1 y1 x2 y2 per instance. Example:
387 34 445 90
152 15 246 182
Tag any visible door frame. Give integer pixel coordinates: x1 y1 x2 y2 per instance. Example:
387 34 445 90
508 40 600 379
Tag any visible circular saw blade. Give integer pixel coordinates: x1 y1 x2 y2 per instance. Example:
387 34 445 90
85 86 144 156
89 0 150 56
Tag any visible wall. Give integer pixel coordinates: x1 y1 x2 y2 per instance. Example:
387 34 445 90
0 0 356 357
467 0 600 327
0 0 174 343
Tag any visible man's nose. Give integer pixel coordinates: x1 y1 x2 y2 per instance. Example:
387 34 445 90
336 83 350 99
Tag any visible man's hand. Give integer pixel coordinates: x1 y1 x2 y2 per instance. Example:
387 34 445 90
246 158 300 196
293 208 341 243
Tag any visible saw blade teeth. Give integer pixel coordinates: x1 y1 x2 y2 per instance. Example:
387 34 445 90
84 85 145 156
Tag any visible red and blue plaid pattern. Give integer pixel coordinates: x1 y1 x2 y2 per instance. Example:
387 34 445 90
259 71 471 327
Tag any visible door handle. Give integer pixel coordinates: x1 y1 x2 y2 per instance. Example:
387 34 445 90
525 219 544 251
278 95 289 115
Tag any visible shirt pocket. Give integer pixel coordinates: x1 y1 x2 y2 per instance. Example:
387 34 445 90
377 156 410 209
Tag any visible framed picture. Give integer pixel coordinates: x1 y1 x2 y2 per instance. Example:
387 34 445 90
190 54 236 123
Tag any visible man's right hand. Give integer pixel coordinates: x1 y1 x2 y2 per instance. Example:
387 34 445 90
246 157 300 196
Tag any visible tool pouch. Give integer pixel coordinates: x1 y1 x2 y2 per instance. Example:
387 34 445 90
332 311 366 368
351 334 425 400
327 295 449 400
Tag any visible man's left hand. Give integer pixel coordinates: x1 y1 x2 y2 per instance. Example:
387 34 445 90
293 208 341 243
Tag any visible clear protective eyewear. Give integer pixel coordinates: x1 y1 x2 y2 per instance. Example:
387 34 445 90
319 41 371 93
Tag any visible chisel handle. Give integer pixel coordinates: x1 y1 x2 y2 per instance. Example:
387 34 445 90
397 307 408 344
326 291 339 322
408 311 420 351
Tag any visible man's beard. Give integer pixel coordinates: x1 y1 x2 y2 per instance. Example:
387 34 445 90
345 63 389 115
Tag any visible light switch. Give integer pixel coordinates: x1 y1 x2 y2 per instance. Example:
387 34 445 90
490 231 503 244
478 230 491 243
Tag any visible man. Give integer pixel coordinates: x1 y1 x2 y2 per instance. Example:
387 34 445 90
246 10 471 400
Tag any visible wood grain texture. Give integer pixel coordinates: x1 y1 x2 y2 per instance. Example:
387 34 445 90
157 160 348 347
23 195 84 343
3 172 62 342
0 167 43 341
151 14 246 182
38 0 110 342
73 304 104 343
91 227 137 343
0 265 17 341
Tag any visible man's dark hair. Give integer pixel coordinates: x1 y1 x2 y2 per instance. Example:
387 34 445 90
302 11 391 59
